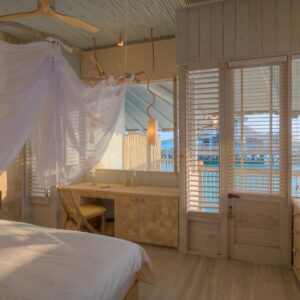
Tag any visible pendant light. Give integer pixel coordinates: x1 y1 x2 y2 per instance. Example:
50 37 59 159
147 119 158 145
146 27 157 146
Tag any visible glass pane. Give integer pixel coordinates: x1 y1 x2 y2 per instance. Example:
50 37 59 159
231 65 282 194
95 81 175 172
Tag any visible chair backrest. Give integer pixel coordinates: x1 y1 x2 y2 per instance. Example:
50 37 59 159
58 188 81 218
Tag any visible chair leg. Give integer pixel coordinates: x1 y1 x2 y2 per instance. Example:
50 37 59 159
101 213 106 235
82 218 98 234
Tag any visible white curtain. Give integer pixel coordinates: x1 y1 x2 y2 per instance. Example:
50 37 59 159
123 133 161 171
0 40 125 185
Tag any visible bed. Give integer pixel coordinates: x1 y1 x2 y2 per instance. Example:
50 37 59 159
0 220 154 300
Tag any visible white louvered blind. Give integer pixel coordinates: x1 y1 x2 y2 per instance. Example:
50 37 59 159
228 63 287 195
186 67 220 213
26 111 86 197
26 142 50 198
292 57 300 197
65 111 85 171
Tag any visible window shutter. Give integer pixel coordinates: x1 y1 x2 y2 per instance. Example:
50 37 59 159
26 142 50 198
186 67 220 213
228 62 287 195
174 76 180 173
65 111 84 169
292 57 300 197
26 111 86 196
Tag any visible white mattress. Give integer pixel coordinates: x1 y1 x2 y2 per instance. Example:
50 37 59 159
0 220 153 300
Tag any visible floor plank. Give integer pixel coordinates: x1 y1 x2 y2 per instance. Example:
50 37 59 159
140 245 300 300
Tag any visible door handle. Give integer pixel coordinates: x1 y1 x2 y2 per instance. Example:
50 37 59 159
228 193 240 199
228 205 233 220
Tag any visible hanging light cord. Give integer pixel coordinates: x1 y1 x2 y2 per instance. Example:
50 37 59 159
124 0 129 72
146 27 156 120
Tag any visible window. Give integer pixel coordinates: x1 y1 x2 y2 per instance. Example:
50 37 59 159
97 80 176 172
186 67 220 213
229 63 287 195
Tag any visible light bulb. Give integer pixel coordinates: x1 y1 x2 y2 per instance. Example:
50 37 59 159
117 34 124 47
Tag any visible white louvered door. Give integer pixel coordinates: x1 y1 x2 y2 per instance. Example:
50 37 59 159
186 67 221 213
184 64 228 257
227 60 289 264
183 59 290 263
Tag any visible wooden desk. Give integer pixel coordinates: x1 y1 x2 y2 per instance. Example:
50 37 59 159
60 183 179 248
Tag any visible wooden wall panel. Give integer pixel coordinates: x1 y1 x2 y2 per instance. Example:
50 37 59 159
262 0 277 55
199 4 211 61
223 0 236 59
291 0 300 51
176 0 297 65
211 3 224 60
248 0 262 56
176 9 188 65
276 0 291 53
188 8 200 63
236 0 249 57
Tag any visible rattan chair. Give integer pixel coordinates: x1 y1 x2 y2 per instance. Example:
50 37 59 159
58 188 106 234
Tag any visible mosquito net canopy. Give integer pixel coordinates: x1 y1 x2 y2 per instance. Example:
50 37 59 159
0 39 125 185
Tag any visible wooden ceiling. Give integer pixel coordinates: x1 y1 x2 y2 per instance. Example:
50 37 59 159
0 0 184 49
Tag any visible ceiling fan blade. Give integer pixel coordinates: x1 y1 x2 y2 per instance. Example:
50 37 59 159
0 10 41 21
51 11 98 33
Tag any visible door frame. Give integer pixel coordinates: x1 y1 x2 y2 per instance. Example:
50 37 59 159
179 57 292 265
178 61 229 258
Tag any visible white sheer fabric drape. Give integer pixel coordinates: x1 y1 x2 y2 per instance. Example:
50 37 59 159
0 40 125 185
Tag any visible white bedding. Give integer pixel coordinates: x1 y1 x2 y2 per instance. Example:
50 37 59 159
0 220 153 300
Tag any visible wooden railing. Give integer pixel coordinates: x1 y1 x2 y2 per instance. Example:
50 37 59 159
196 165 300 196
159 158 175 172
155 160 300 197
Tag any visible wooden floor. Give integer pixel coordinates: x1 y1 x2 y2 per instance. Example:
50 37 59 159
139 245 300 300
